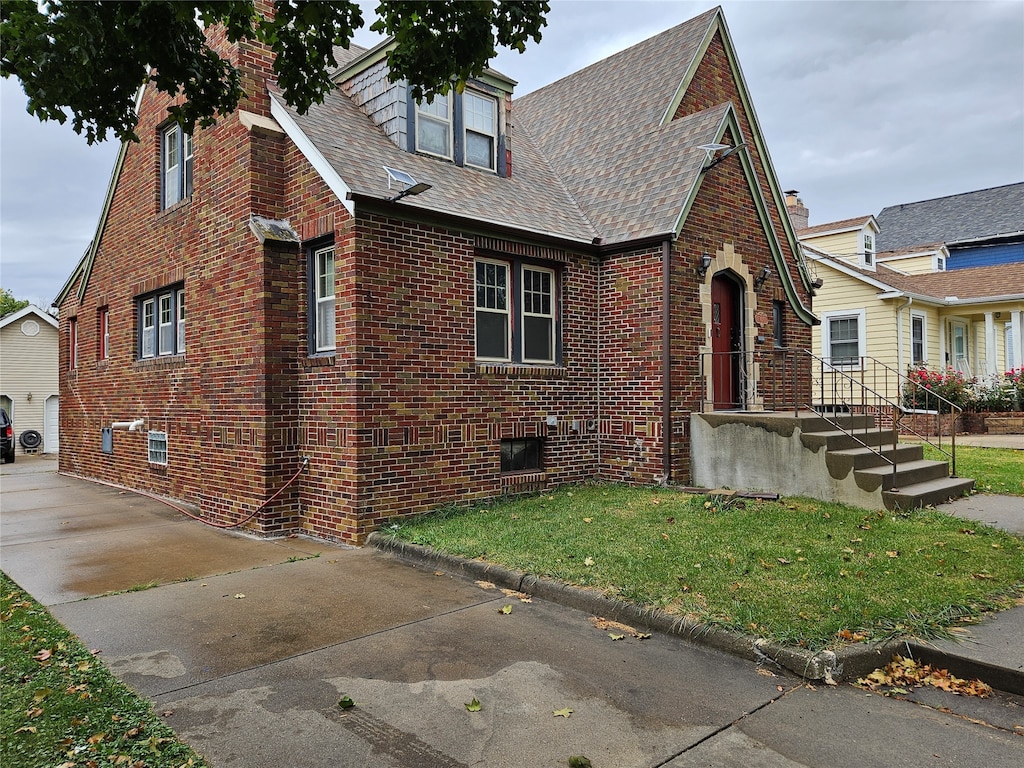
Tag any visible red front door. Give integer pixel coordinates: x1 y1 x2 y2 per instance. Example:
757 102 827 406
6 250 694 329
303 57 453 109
711 273 742 409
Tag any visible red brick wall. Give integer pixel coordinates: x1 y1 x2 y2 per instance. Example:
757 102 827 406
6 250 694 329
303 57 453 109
58 22 814 543
675 29 813 311
57 32 296 530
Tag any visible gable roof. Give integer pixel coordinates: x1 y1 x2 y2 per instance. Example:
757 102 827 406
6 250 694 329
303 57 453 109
0 304 59 330
808 248 1024 304
875 182 1024 251
60 7 816 325
797 215 876 238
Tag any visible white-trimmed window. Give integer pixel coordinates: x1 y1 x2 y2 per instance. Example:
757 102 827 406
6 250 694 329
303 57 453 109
475 259 510 361
415 93 452 159
148 431 168 465
911 312 926 365
138 286 184 359
862 233 874 267
162 124 193 209
822 309 865 367
521 266 555 363
312 245 336 353
69 317 78 370
176 289 186 352
413 89 503 175
158 293 174 355
98 307 109 360
464 91 497 171
475 258 559 365
935 256 945 272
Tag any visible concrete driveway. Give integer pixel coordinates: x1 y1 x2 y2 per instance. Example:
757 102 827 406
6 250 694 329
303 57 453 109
2 456 1022 768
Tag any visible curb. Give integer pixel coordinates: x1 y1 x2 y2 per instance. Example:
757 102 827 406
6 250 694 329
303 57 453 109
366 532 907 685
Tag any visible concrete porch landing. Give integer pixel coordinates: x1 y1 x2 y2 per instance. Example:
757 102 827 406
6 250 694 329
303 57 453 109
690 410 974 510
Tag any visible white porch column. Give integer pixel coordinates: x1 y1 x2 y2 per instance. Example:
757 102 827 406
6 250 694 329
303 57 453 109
938 318 947 368
1012 310 1024 371
984 312 997 376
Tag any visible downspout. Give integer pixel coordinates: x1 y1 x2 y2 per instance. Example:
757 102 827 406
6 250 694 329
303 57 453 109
662 239 672 485
897 296 912 374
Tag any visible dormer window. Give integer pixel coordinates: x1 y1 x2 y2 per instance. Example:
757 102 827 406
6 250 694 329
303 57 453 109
464 91 497 171
935 256 945 271
862 233 874 267
411 88 505 176
415 93 452 159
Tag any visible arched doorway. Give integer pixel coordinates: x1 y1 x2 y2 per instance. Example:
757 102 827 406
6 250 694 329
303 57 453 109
711 271 743 410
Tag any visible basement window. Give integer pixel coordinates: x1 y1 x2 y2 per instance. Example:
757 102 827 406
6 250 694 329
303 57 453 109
501 438 542 473
148 431 168 465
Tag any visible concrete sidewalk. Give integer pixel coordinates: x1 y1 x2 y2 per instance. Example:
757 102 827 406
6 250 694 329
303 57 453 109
2 455 1022 767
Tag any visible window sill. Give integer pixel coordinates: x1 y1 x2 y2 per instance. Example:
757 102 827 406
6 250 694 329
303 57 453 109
499 471 546 490
156 197 191 219
303 354 336 368
134 355 186 370
477 363 565 379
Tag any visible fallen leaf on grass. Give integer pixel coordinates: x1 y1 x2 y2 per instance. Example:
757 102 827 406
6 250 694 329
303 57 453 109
553 707 573 718
583 557 595 567
34 648 52 661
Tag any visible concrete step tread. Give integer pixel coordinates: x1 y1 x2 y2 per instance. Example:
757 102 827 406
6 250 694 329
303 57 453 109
883 476 976 510
855 459 949 477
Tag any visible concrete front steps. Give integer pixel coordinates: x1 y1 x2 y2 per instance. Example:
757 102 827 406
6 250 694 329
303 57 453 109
799 416 975 510
690 411 974 510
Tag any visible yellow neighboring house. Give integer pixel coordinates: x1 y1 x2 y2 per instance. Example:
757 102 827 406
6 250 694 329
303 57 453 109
799 242 1023 400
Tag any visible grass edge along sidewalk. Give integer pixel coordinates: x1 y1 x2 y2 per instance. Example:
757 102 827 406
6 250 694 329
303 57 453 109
1 572 209 768
375 484 1024 683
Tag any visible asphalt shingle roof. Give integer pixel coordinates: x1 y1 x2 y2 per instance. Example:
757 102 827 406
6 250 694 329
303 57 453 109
875 183 1024 251
278 8 732 247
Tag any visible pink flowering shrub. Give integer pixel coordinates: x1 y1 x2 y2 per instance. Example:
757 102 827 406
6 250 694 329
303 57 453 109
903 366 974 413
974 368 1024 412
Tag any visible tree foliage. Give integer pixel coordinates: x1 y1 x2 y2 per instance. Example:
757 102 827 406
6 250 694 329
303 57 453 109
0 287 30 318
0 0 548 144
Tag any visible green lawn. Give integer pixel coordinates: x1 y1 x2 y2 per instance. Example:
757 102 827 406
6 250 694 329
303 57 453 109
386 485 1024 650
923 444 1024 496
1 573 208 768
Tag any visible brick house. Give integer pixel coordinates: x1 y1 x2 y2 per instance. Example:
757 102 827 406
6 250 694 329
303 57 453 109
55 7 817 543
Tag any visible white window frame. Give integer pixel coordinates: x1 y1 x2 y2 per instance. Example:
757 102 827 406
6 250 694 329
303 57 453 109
911 311 927 366
475 258 511 362
148 431 168 465
139 287 183 359
862 232 875 267
415 93 453 160
141 299 156 358
162 124 193 209
312 245 336 353
463 91 497 171
69 317 78 370
158 293 174 356
176 288 186 353
822 309 865 368
935 255 945 272
520 265 555 364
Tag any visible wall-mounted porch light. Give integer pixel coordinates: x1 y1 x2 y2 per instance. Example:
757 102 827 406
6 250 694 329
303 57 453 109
697 252 713 279
753 266 772 291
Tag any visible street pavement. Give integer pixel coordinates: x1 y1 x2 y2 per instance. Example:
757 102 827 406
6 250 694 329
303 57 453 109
1 454 1022 767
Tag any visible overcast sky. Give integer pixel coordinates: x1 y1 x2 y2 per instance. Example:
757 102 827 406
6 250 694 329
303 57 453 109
1 0 1021 307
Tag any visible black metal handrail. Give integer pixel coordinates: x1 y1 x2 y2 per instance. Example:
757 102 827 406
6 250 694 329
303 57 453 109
698 349 960 483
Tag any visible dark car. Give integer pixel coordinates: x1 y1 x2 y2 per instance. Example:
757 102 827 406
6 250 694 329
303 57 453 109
1 408 14 463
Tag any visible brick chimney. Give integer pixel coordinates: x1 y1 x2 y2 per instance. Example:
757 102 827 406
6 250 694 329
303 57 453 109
785 190 809 230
